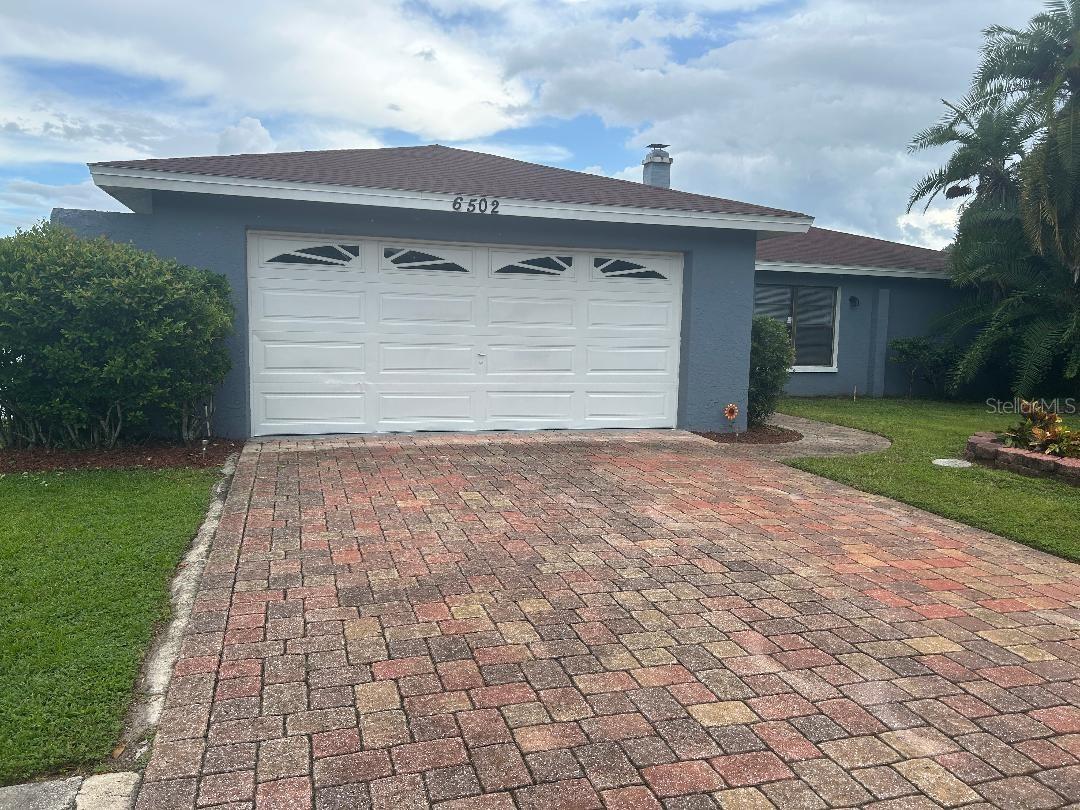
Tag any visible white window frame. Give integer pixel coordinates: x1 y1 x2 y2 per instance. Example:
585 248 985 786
791 285 840 373
754 282 841 373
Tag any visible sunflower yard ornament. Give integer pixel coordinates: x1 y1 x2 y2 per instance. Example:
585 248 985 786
724 403 739 435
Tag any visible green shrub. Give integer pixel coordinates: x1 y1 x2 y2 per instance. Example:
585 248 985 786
748 315 794 427
889 337 959 398
0 222 234 448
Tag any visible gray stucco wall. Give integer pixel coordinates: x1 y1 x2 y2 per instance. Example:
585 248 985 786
754 269 962 398
54 192 757 438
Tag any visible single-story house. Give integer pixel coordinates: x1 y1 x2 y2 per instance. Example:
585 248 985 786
755 226 955 398
51 144 956 438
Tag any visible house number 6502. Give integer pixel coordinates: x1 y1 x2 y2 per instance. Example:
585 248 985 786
452 196 499 214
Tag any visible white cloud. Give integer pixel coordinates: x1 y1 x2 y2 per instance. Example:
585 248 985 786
484 0 1034 240
0 64 218 165
0 178 125 232
217 117 275 155
451 142 573 163
0 1 531 141
268 125 383 153
896 203 962 249
0 0 1040 244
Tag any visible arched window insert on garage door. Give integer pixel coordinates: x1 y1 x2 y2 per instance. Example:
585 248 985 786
384 247 468 273
594 257 667 280
495 256 573 276
267 244 360 266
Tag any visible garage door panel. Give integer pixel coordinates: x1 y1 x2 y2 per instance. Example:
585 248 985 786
487 391 574 421
379 293 475 325
255 266 360 285
262 393 367 424
257 288 366 326
585 391 669 420
488 296 575 328
261 340 365 373
376 393 475 426
586 346 673 375
249 235 682 435
379 343 476 375
486 345 575 375
587 300 673 330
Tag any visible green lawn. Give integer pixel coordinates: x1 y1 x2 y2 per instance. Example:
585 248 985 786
778 397 1080 562
0 468 216 784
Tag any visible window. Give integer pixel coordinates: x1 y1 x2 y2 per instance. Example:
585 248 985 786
267 244 360 266
383 247 467 273
594 257 666 280
754 284 838 369
495 256 573 276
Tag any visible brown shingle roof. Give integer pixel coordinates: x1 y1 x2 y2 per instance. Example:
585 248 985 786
756 227 948 273
91 144 809 220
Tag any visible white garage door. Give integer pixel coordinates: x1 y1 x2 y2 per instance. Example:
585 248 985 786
248 233 683 435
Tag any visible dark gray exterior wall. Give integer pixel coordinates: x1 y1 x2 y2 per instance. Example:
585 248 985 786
754 268 962 398
53 192 758 438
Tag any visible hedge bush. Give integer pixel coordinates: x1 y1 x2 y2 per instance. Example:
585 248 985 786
748 315 794 427
889 337 959 398
0 223 234 448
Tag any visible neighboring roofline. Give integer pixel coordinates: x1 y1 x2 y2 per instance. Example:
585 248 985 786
88 166 815 234
755 259 949 280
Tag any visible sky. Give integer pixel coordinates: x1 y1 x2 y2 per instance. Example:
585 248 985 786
0 0 1038 247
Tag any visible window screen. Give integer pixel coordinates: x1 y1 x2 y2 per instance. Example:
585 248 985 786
793 287 836 366
753 285 793 323
754 283 837 367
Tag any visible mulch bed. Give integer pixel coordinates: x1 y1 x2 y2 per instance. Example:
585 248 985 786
694 424 802 445
0 440 242 473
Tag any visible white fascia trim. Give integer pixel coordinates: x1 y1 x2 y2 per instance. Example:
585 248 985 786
90 166 815 233
792 365 838 373
756 260 948 280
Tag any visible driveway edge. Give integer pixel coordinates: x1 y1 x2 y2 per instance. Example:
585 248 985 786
116 452 238 766
693 414 891 460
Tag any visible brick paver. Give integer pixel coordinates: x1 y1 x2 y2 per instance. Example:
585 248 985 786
136 430 1080 809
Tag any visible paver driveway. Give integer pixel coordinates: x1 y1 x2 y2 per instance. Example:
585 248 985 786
137 431 1080 810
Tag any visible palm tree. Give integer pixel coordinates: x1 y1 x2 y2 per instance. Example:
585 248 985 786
973 0 1080 115
910 1 1080 395
907 97 1068 394
940 197 1080 394
970 0 1080 280
906 99 1034 213
1020 102 1080 282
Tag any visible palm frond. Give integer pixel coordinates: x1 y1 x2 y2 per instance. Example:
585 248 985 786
952 322 1008 384
1013 318 1065 395
907 167 951 213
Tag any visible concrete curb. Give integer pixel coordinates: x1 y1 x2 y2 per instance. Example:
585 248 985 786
0 772 142 810
115 452 238 766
